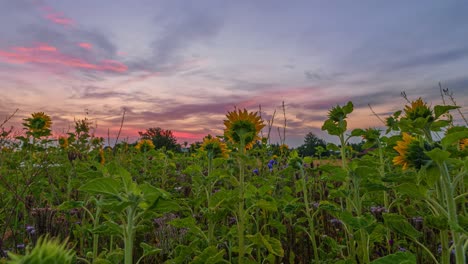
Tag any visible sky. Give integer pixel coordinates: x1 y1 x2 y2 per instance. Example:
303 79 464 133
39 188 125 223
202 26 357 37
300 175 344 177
1 0 467 146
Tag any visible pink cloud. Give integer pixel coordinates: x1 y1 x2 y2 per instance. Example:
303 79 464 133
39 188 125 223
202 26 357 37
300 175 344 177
0 44 128 73
78 42 93 50
38 4 75 27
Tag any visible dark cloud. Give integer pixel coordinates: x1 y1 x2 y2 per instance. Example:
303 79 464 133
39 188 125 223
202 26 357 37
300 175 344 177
145 1 227 69
387 47 468 72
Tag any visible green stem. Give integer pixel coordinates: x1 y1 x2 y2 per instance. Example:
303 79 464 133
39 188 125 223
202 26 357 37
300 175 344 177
439 162 465 264
299 165 319 263
238 140 246 264
124 206 136 264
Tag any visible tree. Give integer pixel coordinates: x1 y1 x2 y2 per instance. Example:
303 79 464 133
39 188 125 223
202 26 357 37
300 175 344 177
297 132 327 157
138 127 181 152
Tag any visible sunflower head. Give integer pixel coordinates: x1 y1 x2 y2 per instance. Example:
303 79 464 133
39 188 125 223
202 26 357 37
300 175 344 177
403 98 434 122
24 112 52 137
460 138 468 150
98 147 105 165
280 143 289 154
200 135 229 159
224 109 265 149
393 132 430 170
135 139 155 152
58 136 69 149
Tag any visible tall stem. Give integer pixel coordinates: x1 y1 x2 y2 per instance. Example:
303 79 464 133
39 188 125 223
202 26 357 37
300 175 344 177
124 206 136 264
439 162 465 264
238 139 246 264
299 166 319 263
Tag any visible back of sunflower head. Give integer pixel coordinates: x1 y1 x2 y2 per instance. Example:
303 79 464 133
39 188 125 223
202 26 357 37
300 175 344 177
7 236 75 264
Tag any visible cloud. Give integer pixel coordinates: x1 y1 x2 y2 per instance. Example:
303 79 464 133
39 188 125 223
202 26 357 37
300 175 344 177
33 0 76 27
0 43 127 73
147 1 227 69
78 42 92 50
387 47 468 72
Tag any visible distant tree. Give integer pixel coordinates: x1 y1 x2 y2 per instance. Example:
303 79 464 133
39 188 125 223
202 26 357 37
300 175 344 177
138 127 181 152
297 132 327 157
189 141 202 153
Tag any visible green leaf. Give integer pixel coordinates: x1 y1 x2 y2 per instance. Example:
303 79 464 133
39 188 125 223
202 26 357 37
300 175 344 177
425 148 450 163
425 215 449 230
343 101 354 115
255 199 278 212
370 252 416 264
79 178 120 197
441 131 468 149
351 128 365 137
339 211 374 230
57 201 84 210
191 246 226 264
90 221 122 236
383 214 421 239
434 105 460 120
140 242 161 257
396 183 427 199
262 235 284 257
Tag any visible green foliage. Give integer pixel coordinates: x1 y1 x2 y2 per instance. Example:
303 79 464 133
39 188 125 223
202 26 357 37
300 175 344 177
8 236 75 264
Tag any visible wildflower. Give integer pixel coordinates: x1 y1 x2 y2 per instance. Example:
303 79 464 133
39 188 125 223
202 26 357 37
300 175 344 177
329 218 342 225
398 247 407 252
224 109 265 149
393 133 430 170
58 136 69 148
370 206 387 214
17 244 25 249
200 135 229 158
267 159 276 171
135 139 155 152
252 168 259 175
403 98 434 122
23 112 52 137
25 225 36 235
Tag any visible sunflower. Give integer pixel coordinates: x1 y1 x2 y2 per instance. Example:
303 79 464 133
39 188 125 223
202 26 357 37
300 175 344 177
224 109 265 149
460 138 468 150
98 147 105 165
58 136 69 149
393 132 430 170
135 139 155 152
200 135 229 158
24 112 52 136
403 98 434 122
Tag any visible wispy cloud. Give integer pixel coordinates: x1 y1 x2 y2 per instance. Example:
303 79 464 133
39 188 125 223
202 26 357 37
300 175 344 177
0 43 127 72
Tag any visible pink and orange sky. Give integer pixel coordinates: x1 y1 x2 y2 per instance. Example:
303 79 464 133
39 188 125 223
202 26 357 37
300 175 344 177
1 0 467 146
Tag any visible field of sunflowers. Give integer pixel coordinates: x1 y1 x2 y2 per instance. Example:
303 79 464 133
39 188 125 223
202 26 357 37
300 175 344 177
0 97 467 264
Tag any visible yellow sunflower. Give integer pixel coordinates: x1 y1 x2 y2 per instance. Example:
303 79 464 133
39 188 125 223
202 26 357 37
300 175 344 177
24 112 52 136
98 147 105 165
135 139 155 152
224 109 265 149
403 98 433 121
58 136 69 148
200 135 229 158
393 132 415 170
460 138 468 150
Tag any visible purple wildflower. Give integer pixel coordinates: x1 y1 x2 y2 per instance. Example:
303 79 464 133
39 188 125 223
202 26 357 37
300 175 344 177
253 169 259 175
16 244 25 249
267 159 276 171
25 225 35 235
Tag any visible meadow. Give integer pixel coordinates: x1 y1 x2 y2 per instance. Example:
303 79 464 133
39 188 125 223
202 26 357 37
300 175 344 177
0 96 467 264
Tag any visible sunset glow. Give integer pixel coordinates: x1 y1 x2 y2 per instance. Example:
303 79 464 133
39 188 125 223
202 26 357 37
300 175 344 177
1 0 467 146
